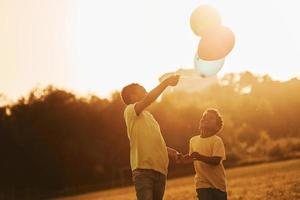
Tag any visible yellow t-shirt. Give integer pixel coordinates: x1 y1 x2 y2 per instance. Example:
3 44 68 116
189 135 227 192
124 104 169 176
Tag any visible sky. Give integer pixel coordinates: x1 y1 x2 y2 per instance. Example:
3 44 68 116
0 0 300 102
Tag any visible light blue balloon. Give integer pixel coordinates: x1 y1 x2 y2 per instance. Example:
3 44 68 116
194 54 225 77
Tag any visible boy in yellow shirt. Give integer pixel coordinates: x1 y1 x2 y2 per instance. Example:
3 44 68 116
121 75 181 200
179 109 227 200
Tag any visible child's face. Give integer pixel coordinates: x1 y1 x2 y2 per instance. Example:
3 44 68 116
199 112 217 134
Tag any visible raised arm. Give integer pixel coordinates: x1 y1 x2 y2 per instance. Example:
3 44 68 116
191 152 222 166
134 75 179 115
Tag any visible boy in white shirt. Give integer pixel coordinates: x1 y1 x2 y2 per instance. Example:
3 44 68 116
179 108 227 200
121 75 181 200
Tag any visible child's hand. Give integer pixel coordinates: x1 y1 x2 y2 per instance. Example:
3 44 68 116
167 147 181 162
191 152 201 160
164 74 180 86
175 152 184 164
176 154 193 164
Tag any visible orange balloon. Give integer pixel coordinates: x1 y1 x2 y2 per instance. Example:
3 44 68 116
190 5 221 37
198 26 235 60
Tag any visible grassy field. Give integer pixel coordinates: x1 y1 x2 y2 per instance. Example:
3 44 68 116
56 159 300 200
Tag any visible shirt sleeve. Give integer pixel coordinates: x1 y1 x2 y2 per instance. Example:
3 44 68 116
124 104 137 122
124 104 138 138
212 138 226 160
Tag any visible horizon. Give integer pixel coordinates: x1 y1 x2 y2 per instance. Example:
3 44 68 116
0 69 298 107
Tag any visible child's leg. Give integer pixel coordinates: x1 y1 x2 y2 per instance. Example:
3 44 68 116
152 172 166 200
132 169 154 200
211 188 227 200
196 188 213 200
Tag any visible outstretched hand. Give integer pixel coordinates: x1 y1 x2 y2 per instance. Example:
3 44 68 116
191 152 201 160
175 152 184 164
163 74 180 86
167 147 183 163
176 153 195 164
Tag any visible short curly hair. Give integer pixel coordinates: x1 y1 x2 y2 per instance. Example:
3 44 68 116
204 108 224 134
121 83 142 105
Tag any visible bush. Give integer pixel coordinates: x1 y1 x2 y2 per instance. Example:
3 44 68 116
288 138 300 152
226 150 242 163
268 143 286 158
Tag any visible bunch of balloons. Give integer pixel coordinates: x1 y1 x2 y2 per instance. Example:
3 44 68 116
190 5 235 77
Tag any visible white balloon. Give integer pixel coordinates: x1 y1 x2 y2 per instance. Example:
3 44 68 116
194 54 225 77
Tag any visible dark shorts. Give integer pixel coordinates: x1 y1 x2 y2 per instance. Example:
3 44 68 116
132 169 166 200
196 188 227 200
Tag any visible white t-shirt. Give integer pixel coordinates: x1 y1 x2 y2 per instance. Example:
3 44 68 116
124 104 169 176
189 135 227 192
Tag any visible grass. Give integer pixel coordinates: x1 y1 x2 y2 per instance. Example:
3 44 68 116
55 159 300 200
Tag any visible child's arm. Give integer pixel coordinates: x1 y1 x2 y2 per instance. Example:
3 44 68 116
191 152 222 166
134 75 179 115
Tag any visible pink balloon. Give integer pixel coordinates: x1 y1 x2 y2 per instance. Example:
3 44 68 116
198 26 235 60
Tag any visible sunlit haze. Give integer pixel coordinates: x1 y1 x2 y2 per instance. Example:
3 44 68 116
1 0 300 101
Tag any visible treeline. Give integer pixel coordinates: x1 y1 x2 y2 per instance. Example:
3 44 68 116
1 71 300 198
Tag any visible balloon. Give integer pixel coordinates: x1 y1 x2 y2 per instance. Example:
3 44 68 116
194 54 225 77
198 26 235 60
190 5 221 37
